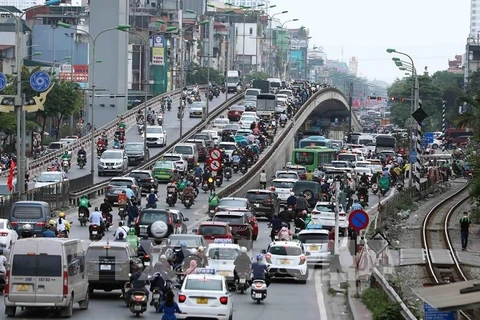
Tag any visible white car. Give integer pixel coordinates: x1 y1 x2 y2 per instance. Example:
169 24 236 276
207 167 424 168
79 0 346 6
189 102 205 118
97 150 129 176
311 201 348 236
162 153 187 172
0 218 18 250
205 241 241 290
238 114 256 129
218 142 237 158
298 229 330 267
355 161 371 168
354 167 373 179
145 125 167 147
270 178 297 203
263 241 309 283
34 171 68 191
176 269 234 320
211 118 230 130
242 111 260 121
274 170 299 180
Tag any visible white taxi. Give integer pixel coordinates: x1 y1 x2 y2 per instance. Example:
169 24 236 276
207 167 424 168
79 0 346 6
261 241 309 283
311 201 349 236
205 239 240 290
298 228 330 267
270 178 296 203
177 268 234 320
0 218 18 250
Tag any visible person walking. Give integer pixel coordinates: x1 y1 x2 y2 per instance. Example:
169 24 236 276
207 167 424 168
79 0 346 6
460 211 472 251
259 169 267 189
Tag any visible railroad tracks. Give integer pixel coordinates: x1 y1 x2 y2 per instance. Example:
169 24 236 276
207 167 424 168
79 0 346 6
421 182 473 319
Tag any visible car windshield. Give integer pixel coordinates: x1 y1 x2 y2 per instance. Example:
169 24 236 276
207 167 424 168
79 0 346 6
224 125 240 130
315 205 335 212
139 211 169 224
192 103 205 108
193 134 208 140
245 192 270 201
48 143 62 149
298 233 329 243
268 246 302 256
185 279 223 291
86 247 128 262
213 214 244 225
218 199 246 208
102 152 122 160
368 165 382 172
207 248 239 260
231 106 245 111
272 181 294 189
125 144 143 151
287 167 307 174
219 144 236 150
129 172 151 179
332 162 348 168
163 156 181 162
110 179 133 187
198 225 227 236
338 154 356 162
276 173 297 179
146 127 164 134
37 173 61 182
173 146 193 154
154 161 174 169
356 168 371 174
214 119 229 125
168 236 200 247
241 116 255 122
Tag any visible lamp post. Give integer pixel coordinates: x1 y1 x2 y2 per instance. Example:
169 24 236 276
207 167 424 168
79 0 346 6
267 10 287 75
0 0 61 199
277 19 298 79
58 22 131 176
387 48 418 188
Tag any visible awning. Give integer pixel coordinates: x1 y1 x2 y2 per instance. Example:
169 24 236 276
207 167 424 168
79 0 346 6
412 281 480 310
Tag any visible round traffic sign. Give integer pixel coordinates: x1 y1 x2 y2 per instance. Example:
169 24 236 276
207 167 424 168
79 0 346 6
208 159 221 171
30 71 51 92
348 209 369 231
209 148 221 160
0 72 6 91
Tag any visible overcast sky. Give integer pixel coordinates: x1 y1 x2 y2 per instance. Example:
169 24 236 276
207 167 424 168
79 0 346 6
270 0 470 84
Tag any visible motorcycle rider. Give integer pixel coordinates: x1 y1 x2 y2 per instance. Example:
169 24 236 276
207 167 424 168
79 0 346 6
56 212 71 238
295 194 308 218
48 220 58 236
278 226 291 241
286 192 297 208
234 246 252 282
251 254 270 286
351 199 363 211
166 179 178 203
259 169 267 189
172 242 187 269
89 207 104 236
360 172 370 186
77 146 87 164
61 150 71 169
183 182 195 204
114 221 129 240
149 269 169 304
42 224 56 238
20 224 34 238
208 192 220 212
126 263 149 305
127 201 139 226
125 185 136 204
279 111 288 124
194 163 203 180
269 214 283 241
100 198 113 225
294 210 307 231
141 189 155 209
78 195 91 218
202 169 212 186
357 184 369 204
96 137 106 153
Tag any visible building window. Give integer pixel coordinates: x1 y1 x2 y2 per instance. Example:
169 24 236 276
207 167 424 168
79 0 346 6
473 22 476 26
249 27 253 35
473 10 477 14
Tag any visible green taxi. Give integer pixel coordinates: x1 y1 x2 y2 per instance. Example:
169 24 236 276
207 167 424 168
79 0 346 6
152 160 175 181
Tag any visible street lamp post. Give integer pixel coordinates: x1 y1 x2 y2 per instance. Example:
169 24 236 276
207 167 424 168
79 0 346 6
267 10 287 76
277 19 298 79
58 22 131 176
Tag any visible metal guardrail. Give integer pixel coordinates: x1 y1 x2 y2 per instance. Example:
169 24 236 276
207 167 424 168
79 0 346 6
1 85 206 178
68 92 244 203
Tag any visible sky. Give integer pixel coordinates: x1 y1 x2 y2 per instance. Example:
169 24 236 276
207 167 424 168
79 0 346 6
269 0 471 84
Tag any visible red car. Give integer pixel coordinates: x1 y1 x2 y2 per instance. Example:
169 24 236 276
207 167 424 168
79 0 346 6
192 221 233 244
227 105 245 121
213 211 254 249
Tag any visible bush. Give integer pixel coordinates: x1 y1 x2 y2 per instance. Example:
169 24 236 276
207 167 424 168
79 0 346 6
361 288 403 320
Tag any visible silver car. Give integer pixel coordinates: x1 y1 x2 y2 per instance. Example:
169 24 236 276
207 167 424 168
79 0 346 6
97 150 128 176
298 229 331 267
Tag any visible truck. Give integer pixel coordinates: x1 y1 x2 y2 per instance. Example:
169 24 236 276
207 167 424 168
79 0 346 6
256 93 277 120
251 79 271 94
225 70 241 93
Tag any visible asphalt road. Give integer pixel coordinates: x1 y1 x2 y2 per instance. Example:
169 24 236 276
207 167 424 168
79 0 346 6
33 94 232 186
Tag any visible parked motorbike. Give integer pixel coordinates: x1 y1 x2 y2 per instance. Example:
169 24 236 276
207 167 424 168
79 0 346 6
129 290 148 316
77 154 86 169
251 279 268 304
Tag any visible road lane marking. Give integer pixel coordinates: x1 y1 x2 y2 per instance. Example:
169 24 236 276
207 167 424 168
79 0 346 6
315 269 329 320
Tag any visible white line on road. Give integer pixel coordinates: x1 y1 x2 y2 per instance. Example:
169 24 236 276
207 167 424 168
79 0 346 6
315 269 329 320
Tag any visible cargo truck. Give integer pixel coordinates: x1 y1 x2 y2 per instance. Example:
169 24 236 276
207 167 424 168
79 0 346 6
225 70 241 93
251 79 271 93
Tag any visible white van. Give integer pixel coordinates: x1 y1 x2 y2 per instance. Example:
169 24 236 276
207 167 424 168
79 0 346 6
5 238 89 317
172 143 198 167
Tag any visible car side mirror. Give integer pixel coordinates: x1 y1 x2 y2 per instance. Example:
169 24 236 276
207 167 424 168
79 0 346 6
184 217 189 222
260 249 267 254
192 228 198 233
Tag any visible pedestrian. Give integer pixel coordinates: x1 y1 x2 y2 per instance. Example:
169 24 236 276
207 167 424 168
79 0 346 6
460 211 472 251
259 169 267 189
348 227 357 268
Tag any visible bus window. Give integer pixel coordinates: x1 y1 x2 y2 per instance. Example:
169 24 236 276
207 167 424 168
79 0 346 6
294 151 314 165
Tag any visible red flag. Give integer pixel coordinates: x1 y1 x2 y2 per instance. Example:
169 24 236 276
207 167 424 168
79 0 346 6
7 160 15 192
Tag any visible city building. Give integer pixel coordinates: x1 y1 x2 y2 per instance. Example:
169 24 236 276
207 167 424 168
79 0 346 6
471 0 480 38
447 55 463 74
287 28 309 80
0 0 84 11
223 0 269 9
348 56 358 76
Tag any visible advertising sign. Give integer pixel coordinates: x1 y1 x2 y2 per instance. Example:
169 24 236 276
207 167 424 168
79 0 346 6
152 48 165 65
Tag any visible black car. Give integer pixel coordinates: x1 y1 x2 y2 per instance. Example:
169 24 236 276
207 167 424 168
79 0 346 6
125 142 150 165
244 189 280 220
292 180 322 208
128 170 158 194
135 208 177 243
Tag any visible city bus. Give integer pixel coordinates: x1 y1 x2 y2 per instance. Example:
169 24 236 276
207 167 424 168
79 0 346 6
375 134 396 153
291 148 337 172
298 136 331 148
256 93 277 120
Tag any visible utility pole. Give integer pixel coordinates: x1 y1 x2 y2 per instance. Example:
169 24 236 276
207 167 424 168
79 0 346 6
347 81 353 142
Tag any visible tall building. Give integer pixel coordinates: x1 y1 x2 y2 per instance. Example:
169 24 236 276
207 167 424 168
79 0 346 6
0 0 84 11
471 0 480 38
348 57 358 76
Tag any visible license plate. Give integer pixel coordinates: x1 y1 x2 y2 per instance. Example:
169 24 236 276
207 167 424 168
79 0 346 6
196 298 208 304
144 261 150 266
310 245 319 251
100 265 111 270
134 305 141 311
255 293 262 298
17 284 29 291
281 259 290 265
239 278 246 284
107 166 112 169
92 231 98 235
153 293 160 299
79 213 84 217
253 203 259 207
217 271 229 276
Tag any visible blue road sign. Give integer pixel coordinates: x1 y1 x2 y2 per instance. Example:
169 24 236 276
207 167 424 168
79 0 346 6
425 132 434 143
152 35 164 48
424 303 455 320
421 137 428 148
410 151 417 162
0 72 6 91
348 210 369 231
386 100 392 107
30 71 51 92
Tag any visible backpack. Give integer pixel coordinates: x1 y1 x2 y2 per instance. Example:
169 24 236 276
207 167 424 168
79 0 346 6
147 193 156 203
79 198 89 207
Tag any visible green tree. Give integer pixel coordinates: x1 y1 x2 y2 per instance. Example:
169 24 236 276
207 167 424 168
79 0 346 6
245 71 269 82
431 70 464 121
185 63 223 86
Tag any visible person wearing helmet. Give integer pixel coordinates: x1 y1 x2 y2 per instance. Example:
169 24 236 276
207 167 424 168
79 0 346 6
20 224 33 238
166 179 178 203
100 198 113 225
251 254 270 286
194 162 203 179
61 150 71 169
278 205 292 228
269 214 282 241
114 221 129 240
305 212 312 227
56 212 71 238
126 227 139 249
286 192 297 208
42 224 56 238
182 181 195 204
234 246 251 283
196 246 206 263
78 195 91 219
207 192 219 217
295 193 308 218
89 207 104 236
126 261 149 306
125 185 136 203
127 200 139 227
295 210 307 231
146 188 158 209
172 242 187 269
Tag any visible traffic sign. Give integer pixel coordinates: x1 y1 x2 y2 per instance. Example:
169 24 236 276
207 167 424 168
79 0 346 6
348 210 369 231
368 231 390 255
30 71 51 92
208 159 221 172
410 151 417 163
0 72 6 91
424 303 454 320
425 132 434 143
209 148 222 160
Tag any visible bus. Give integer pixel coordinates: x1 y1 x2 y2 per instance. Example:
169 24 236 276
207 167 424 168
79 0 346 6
267 78 282 93
375 134 396 153
298 136 331 148
256 93 277 120
291 148 337 172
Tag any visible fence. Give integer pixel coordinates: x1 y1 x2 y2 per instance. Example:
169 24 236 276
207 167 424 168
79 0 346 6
0 182 70 219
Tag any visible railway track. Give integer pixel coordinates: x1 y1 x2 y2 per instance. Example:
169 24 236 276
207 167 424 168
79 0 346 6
421 182 473 319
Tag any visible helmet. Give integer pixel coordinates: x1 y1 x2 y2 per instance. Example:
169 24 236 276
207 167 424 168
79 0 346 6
49 220 56 226
128 227 136 235
160 254 167 261
94 207 99 211
169 178 174 183
104 198 109 203
290 192 295 196
256 254 263 261
180 241 187 247
22 224 32 231
196 163 200 166
150 188 155 193
190 248 198 255
281 227 288 232
187 182 193 186
240 247 247 254
198 246 204 252
301 210 307 215
58 212 65 218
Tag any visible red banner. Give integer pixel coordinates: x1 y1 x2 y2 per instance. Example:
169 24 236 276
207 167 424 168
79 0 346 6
7 159 15 192
58 65 89 82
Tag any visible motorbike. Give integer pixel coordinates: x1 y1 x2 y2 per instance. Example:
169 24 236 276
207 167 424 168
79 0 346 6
202 182 209 193
240 163 248 174
77 154 86 169
151 288 162 310
78 209 88 226
157 114 163 126
208 92 214 101
97 146 106 158
371 183 379 195
129 290 148 316
183 196 193 209
236 270 251 294
396 183 404 191
232 162 240 173
146 201 157 209
251 279 268 304
220 85 226 93
215 175 223 187
224 167 232 181
177 110 183 119
214 88 220 97
359 195 367 208
118 206 127 220
166 193 176 207
208 206 216 218
102 216 111 231
62 160 70 173
0 271 5 294
167 100 172 111
280 119 287 127
89 224 103 241
137 123 144 134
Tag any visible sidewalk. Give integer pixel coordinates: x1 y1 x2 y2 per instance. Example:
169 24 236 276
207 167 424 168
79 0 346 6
329 244 373 320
